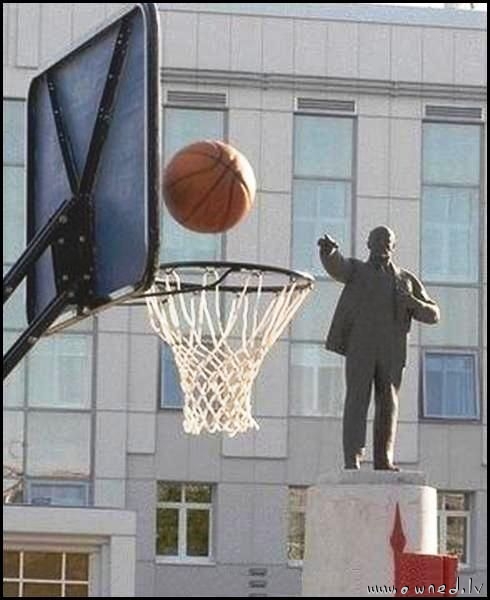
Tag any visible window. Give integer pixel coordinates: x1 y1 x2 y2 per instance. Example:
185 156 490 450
3 99 94 505
292 115 354 275
156 483 213 561
27 481 89 507
3 550 89 597
287 487 308 565
160 345 183 408
437 492 471 568
162 107 225 262
422 123 481 283
27 335 92 409
290 343 344 417
423 351 478 419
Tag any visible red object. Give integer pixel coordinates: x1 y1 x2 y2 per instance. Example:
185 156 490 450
392 503 459 597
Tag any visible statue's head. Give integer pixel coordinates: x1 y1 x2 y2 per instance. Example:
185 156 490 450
367 226 396 261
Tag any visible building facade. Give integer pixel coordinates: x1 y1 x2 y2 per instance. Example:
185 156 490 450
3 3 487 597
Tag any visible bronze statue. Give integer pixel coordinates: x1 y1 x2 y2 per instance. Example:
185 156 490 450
318 226 440 471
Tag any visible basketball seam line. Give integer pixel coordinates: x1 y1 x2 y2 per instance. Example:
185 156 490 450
164 143 224 190
181 148 233 227
165 147 252 197
181 167 230 227
164 162 221 191
222 170 236 232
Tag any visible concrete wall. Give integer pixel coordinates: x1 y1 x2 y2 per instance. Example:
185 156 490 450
3 505 137 597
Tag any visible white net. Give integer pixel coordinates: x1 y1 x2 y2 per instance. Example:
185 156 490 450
146 265 313 436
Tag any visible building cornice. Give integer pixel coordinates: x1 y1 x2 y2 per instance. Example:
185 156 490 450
161 68 486 103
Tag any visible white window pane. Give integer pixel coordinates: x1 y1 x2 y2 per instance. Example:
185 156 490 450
446 516 468 564
425 353 477 418
448 229 477 282
294 116 353 178
3 100 25 165
290 344 344 417
186 509 210 557
426 368 444 416
161 345 183 408
158 482 182 502
3 166 26 263
292 220 317 274
421 224 446 281
423 123 481 185
422 187 479 283
3 331 25 407
438 492 471 567
4 410 24 472
156 508 179 555
293 180 351 274
26 412 91 477
423 186 450 221
29 482 88 507
443 492 468 511
27 335 92 409
164 108 224 158
448 193 472 222
292 180 320 219
162 215 220 262
185 484 212 503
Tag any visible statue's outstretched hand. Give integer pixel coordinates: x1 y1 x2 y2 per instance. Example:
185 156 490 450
317 234 339 256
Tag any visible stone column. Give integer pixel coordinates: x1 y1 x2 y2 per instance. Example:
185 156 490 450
302 471 438 597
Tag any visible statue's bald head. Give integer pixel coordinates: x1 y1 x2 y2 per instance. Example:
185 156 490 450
367 226 396 262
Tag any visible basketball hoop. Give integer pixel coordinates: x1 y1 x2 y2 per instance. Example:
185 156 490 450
135 262 314 437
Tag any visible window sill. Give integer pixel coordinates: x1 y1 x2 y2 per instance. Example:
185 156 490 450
420 417 481 424
155 557 216 567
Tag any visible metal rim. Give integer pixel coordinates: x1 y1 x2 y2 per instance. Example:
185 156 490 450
124 261 315 302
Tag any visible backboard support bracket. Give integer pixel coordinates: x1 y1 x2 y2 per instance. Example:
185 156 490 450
3 195 93 380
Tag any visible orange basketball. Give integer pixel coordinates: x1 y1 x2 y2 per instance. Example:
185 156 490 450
162 140 256 234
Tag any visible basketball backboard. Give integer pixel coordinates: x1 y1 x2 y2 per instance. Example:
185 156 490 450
26 3 160 329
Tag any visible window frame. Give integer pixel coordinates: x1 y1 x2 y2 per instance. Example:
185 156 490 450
26 480 90 507
421 348 480 422
437 491 472 570
3 549 91 597
287 486 308 568
289 341 345 418
26 333 94 411
155 482 214 564
291 112 356 279
420 119 483 286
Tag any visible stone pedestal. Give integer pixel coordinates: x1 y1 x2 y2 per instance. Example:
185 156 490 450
302 471 438 597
